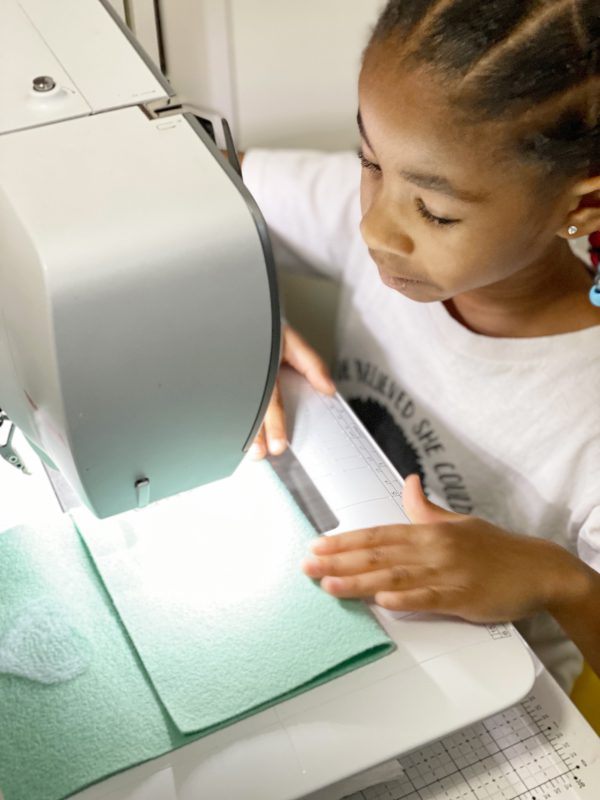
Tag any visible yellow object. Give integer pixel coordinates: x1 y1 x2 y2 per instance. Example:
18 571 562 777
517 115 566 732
571 663 600 734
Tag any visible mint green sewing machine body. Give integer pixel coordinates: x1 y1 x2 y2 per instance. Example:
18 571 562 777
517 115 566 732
0 0 280 519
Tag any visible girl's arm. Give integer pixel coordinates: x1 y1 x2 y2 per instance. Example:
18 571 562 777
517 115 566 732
303 474 600 677
549 563 600 678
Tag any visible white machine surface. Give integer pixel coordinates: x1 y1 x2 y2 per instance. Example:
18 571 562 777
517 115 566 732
315 664 600 800
63 668 600 800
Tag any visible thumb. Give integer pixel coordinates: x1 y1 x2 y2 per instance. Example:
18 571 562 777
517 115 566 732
283 326 335 395
402 474 459 524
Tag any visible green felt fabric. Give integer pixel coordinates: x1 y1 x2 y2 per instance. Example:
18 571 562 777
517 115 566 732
0 461 393 800
0 520 182 800
74 461 393 734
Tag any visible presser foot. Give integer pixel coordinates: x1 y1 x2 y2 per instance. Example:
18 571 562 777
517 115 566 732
0 413 30 475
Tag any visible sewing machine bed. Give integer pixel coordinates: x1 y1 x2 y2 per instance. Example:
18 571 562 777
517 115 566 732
0 371 534 800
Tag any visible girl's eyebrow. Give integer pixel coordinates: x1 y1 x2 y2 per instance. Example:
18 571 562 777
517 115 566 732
357 110 375 151
356 110 488 204
399 170 488 204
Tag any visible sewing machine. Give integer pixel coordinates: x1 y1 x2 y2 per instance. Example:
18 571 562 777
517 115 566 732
0 0 281 518
0 2 536 799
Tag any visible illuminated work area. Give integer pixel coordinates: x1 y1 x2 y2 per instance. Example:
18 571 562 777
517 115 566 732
0 2 599 800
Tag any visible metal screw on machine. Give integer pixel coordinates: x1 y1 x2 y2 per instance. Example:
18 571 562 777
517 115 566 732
32 76 56 93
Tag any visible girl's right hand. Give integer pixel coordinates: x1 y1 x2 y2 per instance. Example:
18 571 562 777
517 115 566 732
250 323 336 459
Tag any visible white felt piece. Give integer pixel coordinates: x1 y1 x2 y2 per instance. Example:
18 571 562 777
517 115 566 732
0 599 92 684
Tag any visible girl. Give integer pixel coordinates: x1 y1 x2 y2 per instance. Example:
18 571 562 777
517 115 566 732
244 0 600 693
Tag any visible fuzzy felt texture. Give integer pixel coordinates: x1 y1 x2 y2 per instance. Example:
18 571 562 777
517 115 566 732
74 460 393 733
0 521 181 800
0 462 393 800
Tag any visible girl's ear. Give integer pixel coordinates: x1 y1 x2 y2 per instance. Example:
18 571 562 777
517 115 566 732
559 175 600 239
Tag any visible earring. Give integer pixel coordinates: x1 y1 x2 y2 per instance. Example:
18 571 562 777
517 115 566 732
568 225 579 236
589 232 600 307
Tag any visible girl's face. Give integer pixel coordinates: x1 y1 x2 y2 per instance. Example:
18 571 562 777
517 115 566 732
358 48 574 303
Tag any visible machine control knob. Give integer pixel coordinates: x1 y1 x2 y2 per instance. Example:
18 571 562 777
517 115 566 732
32 76 56 93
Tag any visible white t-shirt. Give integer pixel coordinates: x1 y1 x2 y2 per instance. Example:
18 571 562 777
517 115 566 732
243 149 600 692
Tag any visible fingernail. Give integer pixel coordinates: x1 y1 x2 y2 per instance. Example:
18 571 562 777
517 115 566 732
249 443 263 460
309 538 328 553
321 577 343 593
269 438 286 455
302 558 324 577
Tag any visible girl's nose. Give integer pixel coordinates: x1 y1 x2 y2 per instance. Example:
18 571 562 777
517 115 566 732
360 196 414 257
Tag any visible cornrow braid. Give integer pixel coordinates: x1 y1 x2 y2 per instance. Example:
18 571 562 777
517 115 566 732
369 0 600 178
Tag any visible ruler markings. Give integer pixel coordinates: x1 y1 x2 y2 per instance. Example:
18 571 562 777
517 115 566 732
321 394 406 514
344 693 591 800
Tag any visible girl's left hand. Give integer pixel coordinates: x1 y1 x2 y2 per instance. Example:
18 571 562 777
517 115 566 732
302 475 568 623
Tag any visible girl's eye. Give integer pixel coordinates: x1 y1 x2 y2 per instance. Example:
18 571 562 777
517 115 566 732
357 149 381 174
358 152 460 227
416 198 460 227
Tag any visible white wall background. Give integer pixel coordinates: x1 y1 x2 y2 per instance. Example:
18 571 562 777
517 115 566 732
225 0 383 149
106 0 126 19
126 0 384 150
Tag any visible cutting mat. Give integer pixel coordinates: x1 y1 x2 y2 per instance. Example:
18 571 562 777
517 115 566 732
339 668 600 800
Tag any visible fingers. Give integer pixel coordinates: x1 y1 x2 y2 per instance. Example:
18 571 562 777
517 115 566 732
374 587 444 613
249 425 268 460
303 541 434 600
262 381 287 455
316 566 434 599
302 523 445 608
303 545 423 578
250 381 287 459
309 525 416 555
251 325 335 460
283 326 336 395
402 474 461 525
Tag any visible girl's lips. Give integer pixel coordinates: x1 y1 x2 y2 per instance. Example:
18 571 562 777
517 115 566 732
380 270 428 289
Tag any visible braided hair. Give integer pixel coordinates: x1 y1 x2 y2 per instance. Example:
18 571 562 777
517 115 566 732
368 0 600 180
